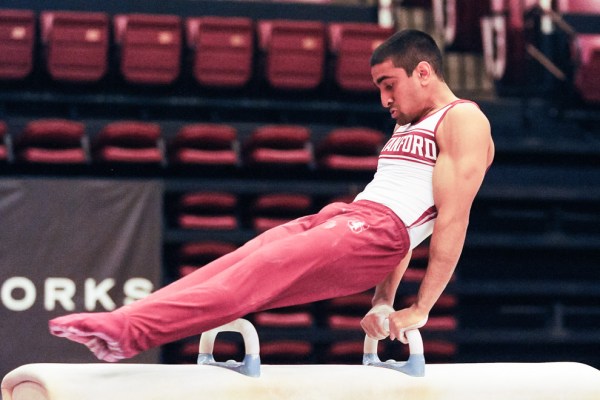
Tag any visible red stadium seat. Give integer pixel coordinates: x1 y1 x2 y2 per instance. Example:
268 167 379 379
317 127 384 171
250 193 312 232
179 337 240 360
177 241 238 277
324 340 369 363
326 291 373 314
323 292 370 363
401 294 458 313
40 11 109 82
433 0 490 52
244 124 313 168
423 340 457 360
571 34 600 104
114 13 182 85
15 119 89 164
0 9 35 80
186 16 254 88
252 305 314 363
257 19 326 90
412 244 430 260
424 315 458 331
253 311 314 328
327 314 363 330
322 291 373 363
385 338 457 363
176 191 238 230
406 263 458 283
169 123 240 167
95 121 164 164
543 1 600 104
260 340 313 364
328 22 393 92
557 0 600 14
403 267 426 282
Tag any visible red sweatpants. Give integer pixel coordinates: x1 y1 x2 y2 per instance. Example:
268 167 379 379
55 200 410 358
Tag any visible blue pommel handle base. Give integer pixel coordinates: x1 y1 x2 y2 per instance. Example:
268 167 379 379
362 327 426 377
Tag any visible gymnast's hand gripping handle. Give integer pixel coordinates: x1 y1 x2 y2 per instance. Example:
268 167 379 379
197 318 261 377
363 319 426 377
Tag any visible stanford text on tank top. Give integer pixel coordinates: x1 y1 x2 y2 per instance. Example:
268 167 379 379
355 100 476 249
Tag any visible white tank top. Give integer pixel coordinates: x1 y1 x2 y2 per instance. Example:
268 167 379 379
355 100 474 249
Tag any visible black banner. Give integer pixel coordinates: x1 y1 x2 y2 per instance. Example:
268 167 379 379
0 178 163 378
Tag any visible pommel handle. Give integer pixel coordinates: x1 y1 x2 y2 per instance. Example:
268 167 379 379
197 318 261 377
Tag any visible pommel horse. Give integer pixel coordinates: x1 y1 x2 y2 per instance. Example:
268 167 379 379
3 318 600 400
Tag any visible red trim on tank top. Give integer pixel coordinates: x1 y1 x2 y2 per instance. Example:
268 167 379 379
408 99 478 127
408 205 438 228
433 99 480 134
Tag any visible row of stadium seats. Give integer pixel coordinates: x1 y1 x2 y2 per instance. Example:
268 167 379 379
168 192 364 235
2 3 598 103
0 9 393 92
0 119 385 171
172 191 314 233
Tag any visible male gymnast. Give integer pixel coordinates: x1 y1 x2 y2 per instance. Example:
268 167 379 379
49 29 494 362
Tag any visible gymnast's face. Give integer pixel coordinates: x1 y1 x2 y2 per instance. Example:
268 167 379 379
371 59 425 126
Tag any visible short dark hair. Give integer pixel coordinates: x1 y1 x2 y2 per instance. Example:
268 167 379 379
370 29 444 80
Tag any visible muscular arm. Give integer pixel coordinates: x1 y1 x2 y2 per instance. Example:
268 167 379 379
387 103 494 340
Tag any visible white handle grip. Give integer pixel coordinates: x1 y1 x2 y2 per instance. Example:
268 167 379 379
363 327 424 355
199 318 259 356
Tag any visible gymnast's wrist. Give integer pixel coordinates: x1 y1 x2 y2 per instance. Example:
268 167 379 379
409 303 430 320
367 304 395 316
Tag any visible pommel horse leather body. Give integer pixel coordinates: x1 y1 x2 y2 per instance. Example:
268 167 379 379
3 361 600 400
3 319 600 400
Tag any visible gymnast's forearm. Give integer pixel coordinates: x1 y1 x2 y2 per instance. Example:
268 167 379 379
371 250 412 307
413 219 465 316
362 252 412 339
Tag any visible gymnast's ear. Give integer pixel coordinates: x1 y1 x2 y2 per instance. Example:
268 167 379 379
414 61 433 83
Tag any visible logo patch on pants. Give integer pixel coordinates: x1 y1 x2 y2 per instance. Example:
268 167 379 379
347 219 369 234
